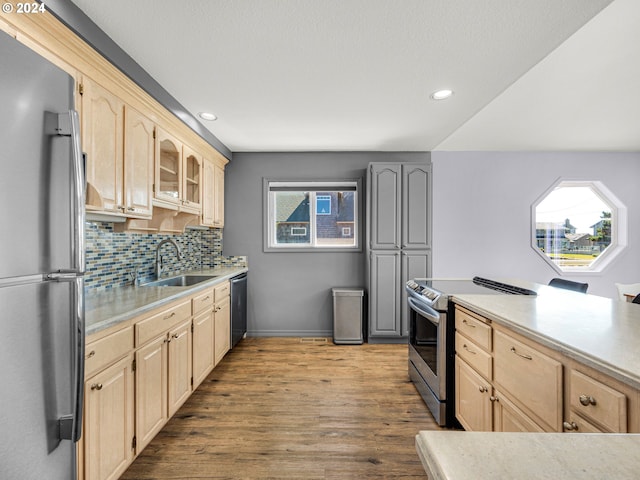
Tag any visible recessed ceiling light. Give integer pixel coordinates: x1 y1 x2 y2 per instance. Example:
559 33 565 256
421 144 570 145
198 112 217 121
430 89 453 100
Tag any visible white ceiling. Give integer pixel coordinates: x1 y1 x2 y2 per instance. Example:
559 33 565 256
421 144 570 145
69 0 639 153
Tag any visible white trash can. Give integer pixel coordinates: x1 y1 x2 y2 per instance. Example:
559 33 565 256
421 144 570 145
332 287 364 345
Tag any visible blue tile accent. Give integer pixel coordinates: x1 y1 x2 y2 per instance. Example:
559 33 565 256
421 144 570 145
85 222 246 291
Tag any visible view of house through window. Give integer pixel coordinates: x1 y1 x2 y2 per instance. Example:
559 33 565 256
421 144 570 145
532 181 623 271
265 180 359 250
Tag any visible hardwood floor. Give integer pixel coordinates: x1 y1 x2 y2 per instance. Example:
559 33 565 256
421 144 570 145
121 337 439 479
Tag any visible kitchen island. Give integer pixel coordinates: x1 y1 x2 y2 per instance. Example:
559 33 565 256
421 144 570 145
416 286 640 478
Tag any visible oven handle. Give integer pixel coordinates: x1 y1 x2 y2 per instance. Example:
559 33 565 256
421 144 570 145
408 297 441 325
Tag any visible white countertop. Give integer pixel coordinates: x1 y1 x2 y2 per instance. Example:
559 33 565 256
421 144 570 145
416 431 640 480
85 266 247 336
453 286 640 389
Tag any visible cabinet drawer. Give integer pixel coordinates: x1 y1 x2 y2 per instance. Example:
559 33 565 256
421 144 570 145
570 370 627 432
85 326 133 378
455 332 492 380
566 412 606 433
192 288 214 315
214 281 230 302
455 308 491 351
493 330 562 431
135 300 191 347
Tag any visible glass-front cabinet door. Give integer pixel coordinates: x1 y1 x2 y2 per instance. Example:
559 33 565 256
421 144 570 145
182 145 202 214
155 128 182 208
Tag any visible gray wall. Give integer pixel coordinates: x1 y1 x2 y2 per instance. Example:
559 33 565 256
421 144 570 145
223 152 430 336
431 151 640 298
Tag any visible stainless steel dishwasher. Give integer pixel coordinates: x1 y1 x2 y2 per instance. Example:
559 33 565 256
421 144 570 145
230 272 248 347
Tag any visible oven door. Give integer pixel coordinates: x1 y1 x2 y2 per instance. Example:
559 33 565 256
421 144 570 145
408 297 447 400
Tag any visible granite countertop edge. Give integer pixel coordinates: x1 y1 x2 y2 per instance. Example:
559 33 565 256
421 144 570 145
85 266 248 337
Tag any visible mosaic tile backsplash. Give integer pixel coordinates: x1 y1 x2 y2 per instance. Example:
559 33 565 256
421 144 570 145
85 222 246 291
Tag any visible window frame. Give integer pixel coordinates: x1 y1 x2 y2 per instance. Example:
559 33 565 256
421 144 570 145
530 179 627 273
263 178 362 252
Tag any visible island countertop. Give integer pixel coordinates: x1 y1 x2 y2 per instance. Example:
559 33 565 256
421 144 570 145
453 286 640 390
85 266 247 336
416 431 640 480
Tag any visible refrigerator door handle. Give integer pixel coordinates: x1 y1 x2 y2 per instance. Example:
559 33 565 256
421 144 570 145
69 109 86 273
58 277 85 442
45 110 85 273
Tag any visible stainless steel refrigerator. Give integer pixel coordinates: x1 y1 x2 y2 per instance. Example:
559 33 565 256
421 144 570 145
0 31 85 479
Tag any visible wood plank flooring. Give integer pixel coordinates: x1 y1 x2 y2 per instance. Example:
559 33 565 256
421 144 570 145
121 337 439 479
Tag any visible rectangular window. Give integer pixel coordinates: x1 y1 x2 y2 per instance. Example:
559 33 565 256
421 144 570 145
264 179 360 251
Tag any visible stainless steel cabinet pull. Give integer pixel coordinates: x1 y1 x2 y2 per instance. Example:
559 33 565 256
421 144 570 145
510 347 532 360
563 421 578 431
463 344 477 355
86 350 95 359
462 319 476 328
579 394 597 406
90 383 103 391
164 312 176 320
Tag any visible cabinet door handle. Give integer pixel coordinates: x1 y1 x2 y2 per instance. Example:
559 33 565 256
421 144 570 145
490 395 498 402
478 386 488 393
563 421 578 431
90 383 103 391
462 319 476 328
579 394 597 406
463 344 477 355
164 312 176 320
85 350 96 359
510 347 532 360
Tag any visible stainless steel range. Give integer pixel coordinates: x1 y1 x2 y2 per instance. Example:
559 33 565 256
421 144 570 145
405 277 537 426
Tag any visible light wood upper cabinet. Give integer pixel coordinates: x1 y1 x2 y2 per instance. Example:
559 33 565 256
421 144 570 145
213 162 225 227
182 146 202 214
82 76 123 214
123 105 154 217
201 158 225 228
82 76 154 219
154 128 182 208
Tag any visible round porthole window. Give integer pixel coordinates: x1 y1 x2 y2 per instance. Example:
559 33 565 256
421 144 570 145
531 180 627 273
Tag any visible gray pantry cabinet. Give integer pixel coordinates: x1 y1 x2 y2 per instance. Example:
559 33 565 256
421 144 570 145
367 163 432 341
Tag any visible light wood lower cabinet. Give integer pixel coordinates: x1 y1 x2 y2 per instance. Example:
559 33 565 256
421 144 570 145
82 283 235 478
454 305 637 435
493 389 545 433
455 355 492 432
192 309 215 388
135 335 167 452
213 287 231 365
167 319 193 416
83 353 134 480
493 329 563 431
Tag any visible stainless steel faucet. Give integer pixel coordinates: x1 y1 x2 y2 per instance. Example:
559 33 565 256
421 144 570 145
155 239 183 278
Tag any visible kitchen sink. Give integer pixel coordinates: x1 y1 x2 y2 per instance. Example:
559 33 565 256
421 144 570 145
141 274 217 287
